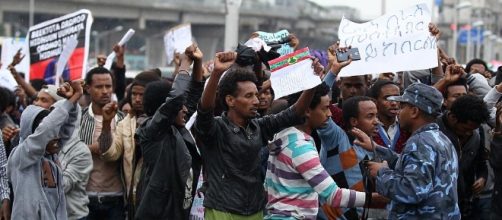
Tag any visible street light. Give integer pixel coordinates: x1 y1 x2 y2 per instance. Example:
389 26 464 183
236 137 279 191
452 1 472 62
92 25 123 57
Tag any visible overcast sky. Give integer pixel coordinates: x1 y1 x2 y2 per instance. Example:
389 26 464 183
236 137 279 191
311 0 434 20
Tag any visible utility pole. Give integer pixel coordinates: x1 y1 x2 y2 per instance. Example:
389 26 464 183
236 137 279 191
224 0 242 51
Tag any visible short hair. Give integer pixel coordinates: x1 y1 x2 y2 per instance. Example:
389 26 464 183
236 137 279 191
85 67 113 86
143 80 173 117
368 80 399 99
339 75 369 84
0 87 13 113
287 82 331 109
342 96 375 128
495 66 502 85
450 95 489 124
217 67 258 111
133 70 161 88
443 78 468 98
465 58 488 73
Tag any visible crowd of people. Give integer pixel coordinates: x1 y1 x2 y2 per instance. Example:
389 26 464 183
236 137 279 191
0 21 502 220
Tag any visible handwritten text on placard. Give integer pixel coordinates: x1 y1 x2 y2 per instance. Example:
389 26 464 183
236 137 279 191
337 4 438 77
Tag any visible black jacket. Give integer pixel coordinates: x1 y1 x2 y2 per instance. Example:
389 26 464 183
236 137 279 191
437 115 488 215
193 104 304 215
135 74 203 220
490 135 502 216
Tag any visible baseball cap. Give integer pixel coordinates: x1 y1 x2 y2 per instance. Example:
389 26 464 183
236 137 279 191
387 82 443 117
41 85 64 101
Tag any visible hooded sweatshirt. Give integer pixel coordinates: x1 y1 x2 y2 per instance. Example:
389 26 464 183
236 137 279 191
265 127 366 220
7 100 78 220
59 107 92 220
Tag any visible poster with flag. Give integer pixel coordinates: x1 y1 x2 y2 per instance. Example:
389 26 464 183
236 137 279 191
268 47 321 99
26 9 93 84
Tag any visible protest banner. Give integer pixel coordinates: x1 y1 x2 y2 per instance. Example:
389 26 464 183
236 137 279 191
1 37 30 74
104 28 135 70
337 3 437 77
256 30 294 56
164 24 192 64
27 9 93 84
268 47 321 99
0 70 17 91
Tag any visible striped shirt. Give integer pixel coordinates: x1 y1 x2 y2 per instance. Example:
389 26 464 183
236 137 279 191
265 127 366 220
79 103 125 145
0 132 9 200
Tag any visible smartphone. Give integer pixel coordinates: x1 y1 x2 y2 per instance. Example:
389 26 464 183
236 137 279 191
336 48 361 62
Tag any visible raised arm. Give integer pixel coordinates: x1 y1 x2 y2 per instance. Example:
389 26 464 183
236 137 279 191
8 49 37 98
98 101 120 158
112 44 126 101
137 47 196 141
15 80 82 170
199 52 237 111
184 44 205 119
324 42 353 96
57 80 83 147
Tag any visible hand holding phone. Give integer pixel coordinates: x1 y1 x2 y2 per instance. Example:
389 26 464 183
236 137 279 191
336 48 361 62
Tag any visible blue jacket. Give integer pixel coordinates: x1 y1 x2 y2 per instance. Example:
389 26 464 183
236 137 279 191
375 123 461 219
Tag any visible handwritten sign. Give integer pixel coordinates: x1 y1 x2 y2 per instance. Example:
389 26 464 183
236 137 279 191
164 24 192 64
104 28 135 70
337 3 437 77
268 47 321 99
256 30 294 56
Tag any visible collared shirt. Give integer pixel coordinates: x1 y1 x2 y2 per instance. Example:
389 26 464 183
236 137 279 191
79 103 125 194
386 119 399 142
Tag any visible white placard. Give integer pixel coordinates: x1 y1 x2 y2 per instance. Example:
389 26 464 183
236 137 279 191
269 48 321 99
104 29 135 70
0 37 30 75
337 3 438 77
55 37 78 86
0 69 18 91
164 24 192 64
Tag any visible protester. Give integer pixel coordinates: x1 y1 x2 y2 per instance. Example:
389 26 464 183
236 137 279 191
436 95 490 218
7 80 83 220
368 80 410 153
79 67 125 219
490 102 502 220
134 44 204 220
59 108 93 220
98 69 160 219
0 132 10 220
317 44 388 219
265 82 367 219
194 51 320 219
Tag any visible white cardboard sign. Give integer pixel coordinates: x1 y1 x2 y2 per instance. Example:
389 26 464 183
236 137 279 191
337 3 438 77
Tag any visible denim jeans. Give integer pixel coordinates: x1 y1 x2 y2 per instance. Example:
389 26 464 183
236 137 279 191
87 196 125 220
470 197 491 220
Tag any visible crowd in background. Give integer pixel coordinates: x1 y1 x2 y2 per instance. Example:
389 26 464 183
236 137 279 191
1 22 502 220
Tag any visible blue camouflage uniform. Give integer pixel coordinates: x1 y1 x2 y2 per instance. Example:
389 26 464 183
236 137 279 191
374 83 461 220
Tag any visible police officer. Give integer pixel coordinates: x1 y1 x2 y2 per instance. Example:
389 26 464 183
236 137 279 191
352 83 461 219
